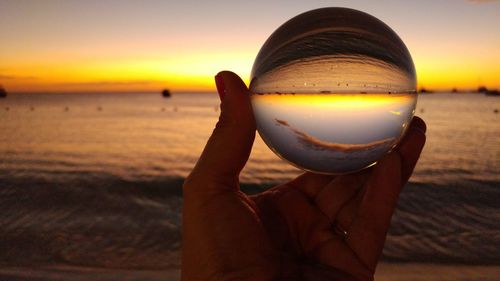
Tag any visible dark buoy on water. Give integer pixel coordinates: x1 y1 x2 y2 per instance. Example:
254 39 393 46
162 89 171 98
418 87 433 94
478 86 500 96
486 89 500 96
0 85 7 98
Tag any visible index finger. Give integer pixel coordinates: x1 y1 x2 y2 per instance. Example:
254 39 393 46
345 117 426 269
399 116 426 183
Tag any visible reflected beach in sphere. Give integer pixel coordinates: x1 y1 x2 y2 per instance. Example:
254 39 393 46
250 8 417 174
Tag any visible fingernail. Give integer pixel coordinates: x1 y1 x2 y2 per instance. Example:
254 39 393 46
215 74 225 100
411 117 427 133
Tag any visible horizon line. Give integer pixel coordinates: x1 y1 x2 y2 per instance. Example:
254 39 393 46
3 90 496 95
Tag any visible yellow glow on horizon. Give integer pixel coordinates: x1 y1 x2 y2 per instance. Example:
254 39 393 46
252 93 414 109
416 60 500 89
1 52 499 92
0 50 255 92
412 43 500 90
1 0 499 93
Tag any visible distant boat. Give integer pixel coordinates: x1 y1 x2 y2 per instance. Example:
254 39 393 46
162 89 171 98
418 87 433 94
478 86 499 96
0 86 7 98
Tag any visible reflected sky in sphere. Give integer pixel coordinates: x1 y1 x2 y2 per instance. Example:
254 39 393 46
249 7 417 174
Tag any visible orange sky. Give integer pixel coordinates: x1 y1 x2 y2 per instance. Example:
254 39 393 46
0 0 499 93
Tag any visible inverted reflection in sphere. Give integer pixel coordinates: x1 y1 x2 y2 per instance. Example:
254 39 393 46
250 8 417 174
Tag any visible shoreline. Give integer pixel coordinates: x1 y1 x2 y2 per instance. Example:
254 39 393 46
0 263 499 281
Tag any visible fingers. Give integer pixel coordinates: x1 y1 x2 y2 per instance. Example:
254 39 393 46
285 172 334 199
398 116 427 183
410 116 426 133
346 152 402 269
345 116 426 269
315 171 370 222
302 263 363 281
184 71 256 192
312 238 374 281
257 172 333 201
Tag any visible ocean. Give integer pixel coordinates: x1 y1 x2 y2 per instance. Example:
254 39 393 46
0 93 499 280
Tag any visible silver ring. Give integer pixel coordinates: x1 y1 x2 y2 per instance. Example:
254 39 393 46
333 221 349 241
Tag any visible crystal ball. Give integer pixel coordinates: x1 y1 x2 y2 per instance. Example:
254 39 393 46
250 8 417 174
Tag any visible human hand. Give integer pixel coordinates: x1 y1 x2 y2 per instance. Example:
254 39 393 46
181 71 426 281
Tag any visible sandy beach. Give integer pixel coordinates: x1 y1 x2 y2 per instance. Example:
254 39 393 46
1 263 499 281
375 263 500 281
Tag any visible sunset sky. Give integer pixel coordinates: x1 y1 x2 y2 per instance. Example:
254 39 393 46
1 0 499 93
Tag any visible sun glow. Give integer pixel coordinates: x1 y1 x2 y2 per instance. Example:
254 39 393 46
0 50 255 93
2 52 498 92
0 1 498 93
3 48 498 92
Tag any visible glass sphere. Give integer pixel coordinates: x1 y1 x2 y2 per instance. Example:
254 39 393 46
250 8 417 174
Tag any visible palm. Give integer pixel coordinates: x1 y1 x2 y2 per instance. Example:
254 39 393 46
248 169 386 281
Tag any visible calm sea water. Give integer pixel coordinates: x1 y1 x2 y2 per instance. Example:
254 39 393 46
0 93 499 279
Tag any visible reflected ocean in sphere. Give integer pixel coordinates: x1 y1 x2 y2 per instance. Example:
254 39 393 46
250 7 417 174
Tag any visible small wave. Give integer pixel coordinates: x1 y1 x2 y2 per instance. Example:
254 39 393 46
0 174 184 269
385 181 500 264
0 175 499 268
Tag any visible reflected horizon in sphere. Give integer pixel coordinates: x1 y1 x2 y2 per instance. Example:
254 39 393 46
249 8 417 174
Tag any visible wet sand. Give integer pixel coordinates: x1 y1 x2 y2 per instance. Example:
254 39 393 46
1 263 499 281
0 265 180 281
375 262 500 281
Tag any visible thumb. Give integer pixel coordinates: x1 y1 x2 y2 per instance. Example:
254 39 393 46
186 71 256 191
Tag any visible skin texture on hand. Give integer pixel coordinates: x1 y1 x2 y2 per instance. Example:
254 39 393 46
182 71 426 281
